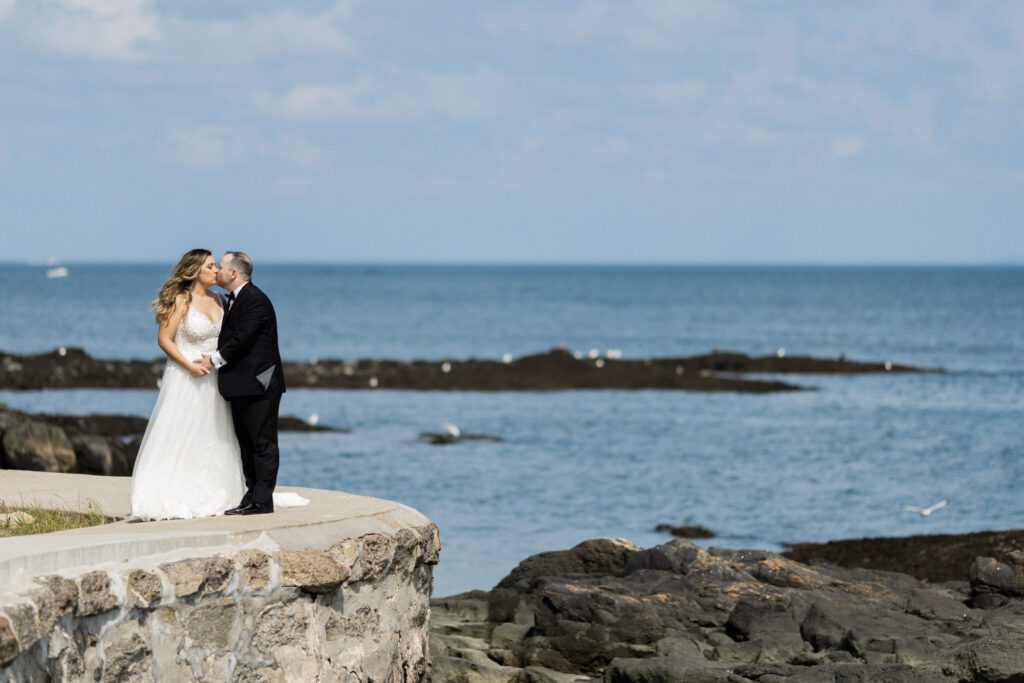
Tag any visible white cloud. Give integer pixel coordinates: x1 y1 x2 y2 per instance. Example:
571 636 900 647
162 1 356 65
31 0 159 61
163 126 245 168
259 68 509 122
12 0 357 63
484 0 737 53
261 135 327 169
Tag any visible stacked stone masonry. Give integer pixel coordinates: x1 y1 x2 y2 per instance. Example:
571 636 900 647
0 523 440 682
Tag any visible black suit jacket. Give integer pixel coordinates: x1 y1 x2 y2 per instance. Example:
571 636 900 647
217 282 287 398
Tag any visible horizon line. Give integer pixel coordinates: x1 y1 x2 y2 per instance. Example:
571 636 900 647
2 259 1021 268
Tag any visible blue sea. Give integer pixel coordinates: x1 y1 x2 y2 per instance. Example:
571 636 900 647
1 264 1022 596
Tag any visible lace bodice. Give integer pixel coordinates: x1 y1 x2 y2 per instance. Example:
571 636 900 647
174 304 223 360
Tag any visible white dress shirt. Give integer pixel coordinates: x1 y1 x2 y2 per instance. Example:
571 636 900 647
210 281 248 369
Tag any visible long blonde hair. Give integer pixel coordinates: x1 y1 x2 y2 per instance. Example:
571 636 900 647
153 249 211 324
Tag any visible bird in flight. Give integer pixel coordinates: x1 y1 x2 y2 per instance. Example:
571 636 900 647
905 498 949 517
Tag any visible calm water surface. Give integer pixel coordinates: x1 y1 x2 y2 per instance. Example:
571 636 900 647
0 264 1021 595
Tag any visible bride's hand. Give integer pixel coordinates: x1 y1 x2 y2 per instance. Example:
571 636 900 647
189 361 210 377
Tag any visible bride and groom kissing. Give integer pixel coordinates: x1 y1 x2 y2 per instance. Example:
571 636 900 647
129 249 307 520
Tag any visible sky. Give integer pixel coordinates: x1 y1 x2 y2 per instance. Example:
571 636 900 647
0 0 1022 264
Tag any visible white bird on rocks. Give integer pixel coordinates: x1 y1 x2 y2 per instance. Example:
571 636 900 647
606 349 622 359
776 348 786 358
442 422 461 439
573 351 583 360
588 348 599 359
369 376 379 388
441 362 452 373
307 413 320 426
502 353 513 364
594 358 605 368
905 498 948 517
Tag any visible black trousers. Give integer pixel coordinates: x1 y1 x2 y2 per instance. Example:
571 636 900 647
229 393 281 507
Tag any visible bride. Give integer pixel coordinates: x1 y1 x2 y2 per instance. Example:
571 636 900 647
130 249 305 520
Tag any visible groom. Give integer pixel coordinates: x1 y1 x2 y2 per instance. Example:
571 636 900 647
201 251 286 515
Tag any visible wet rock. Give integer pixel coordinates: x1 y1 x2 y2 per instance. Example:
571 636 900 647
624 539 709 575
69 435 113 475
953 636 1024 682
654 524 715 539
604 656 733 683
498 538 642 592
970 555 1024 598
904 588 972 622
419 430 504 445
0 418 76 472
783 529 1024 583
277 416 350 432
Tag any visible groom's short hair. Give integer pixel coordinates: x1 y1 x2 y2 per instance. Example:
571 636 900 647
226 251 253 280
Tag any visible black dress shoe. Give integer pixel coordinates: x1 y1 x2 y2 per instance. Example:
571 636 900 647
224 502 251 515
237 503 274 515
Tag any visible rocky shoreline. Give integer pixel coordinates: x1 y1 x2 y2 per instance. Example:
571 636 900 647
0 347 926 393
429 532 1024 682
0 404 345 476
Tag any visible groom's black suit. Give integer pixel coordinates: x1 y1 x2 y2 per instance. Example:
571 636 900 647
216 281 286 509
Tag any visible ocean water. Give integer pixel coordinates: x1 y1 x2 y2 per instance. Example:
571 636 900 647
0 264 1022 596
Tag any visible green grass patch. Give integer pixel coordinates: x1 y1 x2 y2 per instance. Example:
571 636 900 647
0 499 115 538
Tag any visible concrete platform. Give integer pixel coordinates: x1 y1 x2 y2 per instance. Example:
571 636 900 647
0 471 431 585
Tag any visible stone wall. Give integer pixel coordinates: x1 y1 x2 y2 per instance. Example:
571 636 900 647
0 524 439 682
0 474 440 682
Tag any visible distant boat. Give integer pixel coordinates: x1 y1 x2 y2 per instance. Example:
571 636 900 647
46 267 69 279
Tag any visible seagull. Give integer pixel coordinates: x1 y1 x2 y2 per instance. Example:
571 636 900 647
905 498 948 517
441 422 461 439
307 412 320 426
502 353 513 364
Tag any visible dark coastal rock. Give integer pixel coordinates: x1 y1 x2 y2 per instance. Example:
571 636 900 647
431 532 1024 683
0 417 76 472
418 431 503 445
0 347 931 393
276 416 349 433
654 524 715 539
69 435 114 475
783 529 1024 583
969 555 1024 598
0 404 345 476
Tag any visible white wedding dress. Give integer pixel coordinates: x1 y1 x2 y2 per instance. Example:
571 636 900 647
130 300 308 520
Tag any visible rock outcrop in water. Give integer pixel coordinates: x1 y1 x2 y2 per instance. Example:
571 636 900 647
429 535 1024 682
0 404 346 475
0 347 926 392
